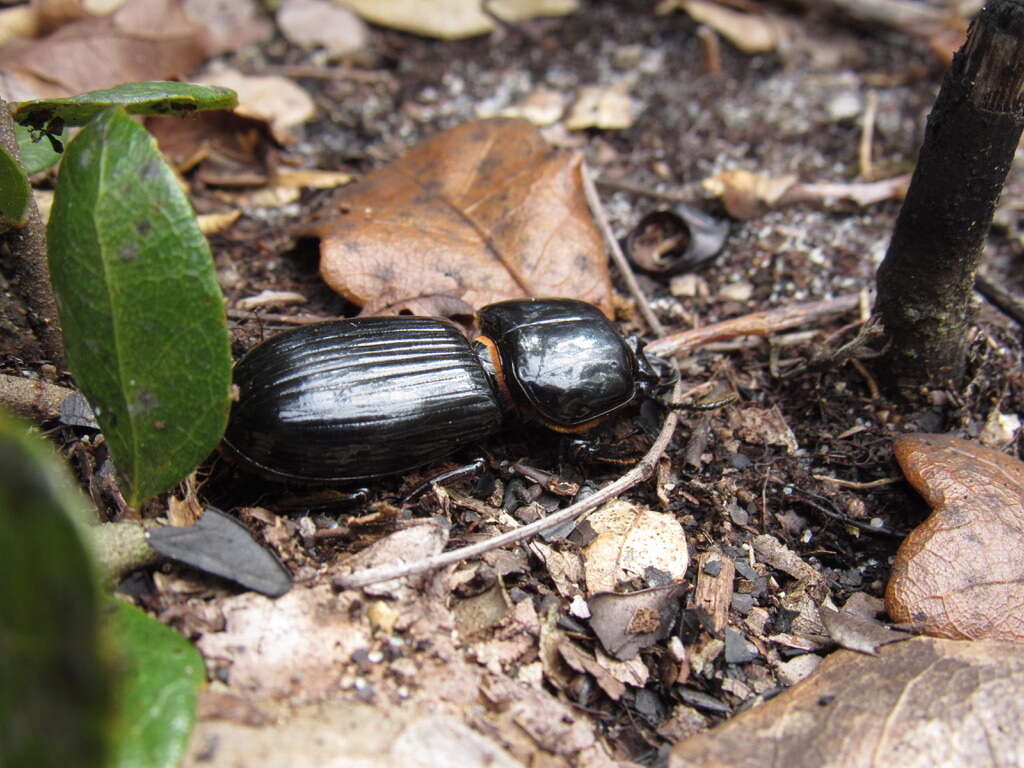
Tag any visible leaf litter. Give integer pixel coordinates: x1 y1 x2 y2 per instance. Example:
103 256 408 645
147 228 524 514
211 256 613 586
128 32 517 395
6 0 1024 766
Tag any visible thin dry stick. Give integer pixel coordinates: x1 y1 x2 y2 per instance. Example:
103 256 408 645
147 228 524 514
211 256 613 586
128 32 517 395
645 293 861 358
333 383 682 590
581 163 665 337
859 89 879 179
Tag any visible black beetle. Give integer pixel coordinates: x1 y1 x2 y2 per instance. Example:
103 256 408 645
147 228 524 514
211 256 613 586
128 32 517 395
222 298 675 485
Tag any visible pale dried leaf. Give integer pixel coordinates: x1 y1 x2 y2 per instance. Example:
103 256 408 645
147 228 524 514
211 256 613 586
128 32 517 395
277 0 368 57
195 584 372 703
678 0 782 54
565 85 638 130
338 0 577 40
583 500 689 594
670 637 1024 768
703 169 798 220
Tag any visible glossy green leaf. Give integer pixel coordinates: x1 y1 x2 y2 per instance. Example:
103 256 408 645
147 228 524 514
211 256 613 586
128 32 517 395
0 142 30 231
0 411 111 768
47 106 232 506
12 81 237 129
104 601 205 768
15 121 63 175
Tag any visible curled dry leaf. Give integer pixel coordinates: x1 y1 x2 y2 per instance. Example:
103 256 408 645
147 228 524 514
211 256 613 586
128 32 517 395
276 0 368 58
669 637 1024 768
319 118 611 316
197 68 316 144
582 500 689 594
886 433 1024 642
659 0 784 54
588 582 686 661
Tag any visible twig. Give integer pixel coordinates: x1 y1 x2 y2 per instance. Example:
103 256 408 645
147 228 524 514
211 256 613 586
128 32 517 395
781 0 977 37
0 99 65 365
645 294 861 358
227 308 336 325
581 163 665 336
859 89 878 179
333 381 683 589
0 373 74 421
975 271 1024 326
594 177 705 206
812 475 902 490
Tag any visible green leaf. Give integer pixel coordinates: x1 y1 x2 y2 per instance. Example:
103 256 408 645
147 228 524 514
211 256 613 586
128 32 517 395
12 81 238 129
47 106 232 506
104 601 205 768
0 411 111 768
15 121 63 175
0 142 30 231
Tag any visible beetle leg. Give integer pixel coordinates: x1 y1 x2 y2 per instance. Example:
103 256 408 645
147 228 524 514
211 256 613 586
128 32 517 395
402 459 488 504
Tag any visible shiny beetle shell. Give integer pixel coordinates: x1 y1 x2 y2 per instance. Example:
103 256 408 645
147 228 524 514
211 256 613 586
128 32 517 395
477 299 651 429
222 316 502 483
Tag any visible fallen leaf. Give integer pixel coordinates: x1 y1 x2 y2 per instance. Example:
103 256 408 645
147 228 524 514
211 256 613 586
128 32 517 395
0 0 206 101
333 520 450 600
277 0 368 57
197 68 316 144
582 500 689 594
182 0 273 56
320 118 611 315
588 583 686 660
565 85 638 131
196 584 372 704
558 642 626 700
663 0 784 54
669 637 1024 768
0 5 37 47
146 110 272 173
491 87 567 126
819 605 908 655
338 0 577 40
728 406 799 455
146 507 293 597
886 433 1024 642
703 169 798 220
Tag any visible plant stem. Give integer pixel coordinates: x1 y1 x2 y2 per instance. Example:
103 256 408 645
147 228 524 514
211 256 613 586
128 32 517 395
0 100 65 366
874 0 1024 389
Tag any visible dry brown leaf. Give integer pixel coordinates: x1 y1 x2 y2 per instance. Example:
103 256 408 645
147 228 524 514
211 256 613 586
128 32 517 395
669 637 1024 768
582 500 689 594
338 0 577 40
0 0 206 100
182 0 273 57
320 118 611 316
886 433 1024 642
